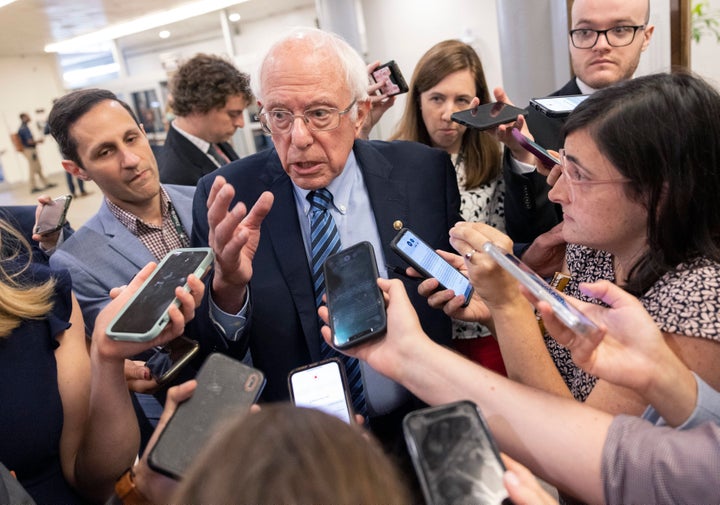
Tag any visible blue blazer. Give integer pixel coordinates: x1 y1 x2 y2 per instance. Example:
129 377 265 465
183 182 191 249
49 184 195 335
157 126 238 186
192 139 461 410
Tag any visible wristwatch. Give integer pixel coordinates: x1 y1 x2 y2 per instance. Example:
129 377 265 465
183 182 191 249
114 467 151 505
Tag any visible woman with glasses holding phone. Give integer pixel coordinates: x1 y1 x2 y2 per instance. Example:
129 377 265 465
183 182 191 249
430 72 720 420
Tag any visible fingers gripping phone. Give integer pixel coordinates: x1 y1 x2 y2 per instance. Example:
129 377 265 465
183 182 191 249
147 353 266 479
145 336 200 386
529 94 589 118
371 60 409 96
324 241 387 349
482 241 598 336
511 128 560 169
403 401 512 505
34 194 72 235
106 247 214 342
288 358 354 424
390 228 473 307
451 102 528 131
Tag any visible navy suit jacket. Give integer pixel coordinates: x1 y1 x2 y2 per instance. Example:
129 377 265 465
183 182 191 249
504 78 581 245
157 125 239 186
49 185 195 335
192 139 460 409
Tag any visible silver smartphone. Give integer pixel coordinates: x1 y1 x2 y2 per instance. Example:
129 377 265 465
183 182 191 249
34 194 72 235
482 241 598 336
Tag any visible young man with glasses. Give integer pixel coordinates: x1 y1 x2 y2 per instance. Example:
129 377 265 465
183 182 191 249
504 0 655 253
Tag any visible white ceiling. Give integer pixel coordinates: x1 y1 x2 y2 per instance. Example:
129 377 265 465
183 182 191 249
0 0 314 57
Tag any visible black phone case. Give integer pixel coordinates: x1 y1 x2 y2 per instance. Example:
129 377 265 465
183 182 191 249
451 102 527 131
146 336 200 386
371 60 409 96
147 353 265 479
403 401 511 505
288 358 354 423
529 94 588 118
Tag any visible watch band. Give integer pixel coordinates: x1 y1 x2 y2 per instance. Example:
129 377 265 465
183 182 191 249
114 467 151 505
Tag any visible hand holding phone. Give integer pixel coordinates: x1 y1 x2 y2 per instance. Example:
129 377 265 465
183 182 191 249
451 102 527 131
482 241 598 336
403 401 511 505
390 228 473 306
107 248 214 342
289 358 354 424
510 128 560 169
147 353 265 479
370 60 409 97
324 241 387 349
34 194 72 235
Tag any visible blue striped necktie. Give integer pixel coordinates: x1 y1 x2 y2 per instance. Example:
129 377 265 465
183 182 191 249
307 188 367 417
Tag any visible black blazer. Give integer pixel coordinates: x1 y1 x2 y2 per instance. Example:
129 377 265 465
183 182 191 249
157 126 239 186
191 139 460 406
504 78 581 245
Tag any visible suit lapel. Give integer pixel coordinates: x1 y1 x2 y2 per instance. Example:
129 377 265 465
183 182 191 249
96 203 154 268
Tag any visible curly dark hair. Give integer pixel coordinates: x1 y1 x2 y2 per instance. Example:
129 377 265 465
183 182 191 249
170 53 253 116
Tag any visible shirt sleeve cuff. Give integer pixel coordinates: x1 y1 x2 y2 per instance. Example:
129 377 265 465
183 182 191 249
641 372 720 430
208 286 250 342
509 155 537 175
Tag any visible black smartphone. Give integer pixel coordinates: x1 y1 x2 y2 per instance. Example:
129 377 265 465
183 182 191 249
145 336 200 386
107 248 214 342
34 194 72 235
147 353 266 479
288 358 353 424
390 228 473 307
323 241 387 349
371 60 409 96
482 242 598 336
510 128 560 169
529 94 589 118
403 401 512 505
451 102 527 131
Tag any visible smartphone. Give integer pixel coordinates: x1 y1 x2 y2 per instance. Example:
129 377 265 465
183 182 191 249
324 241 387 349
482 241 598 336
288 358 353 424
529 94 589 118
451 102 527 131
145 336 200 386
390 228 473 307
34 194 72 235
147 353 265 479
403 401 511 505
371 60 409 96
511 128 560 169
107 247 214 342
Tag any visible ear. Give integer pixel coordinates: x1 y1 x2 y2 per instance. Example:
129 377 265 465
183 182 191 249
640 24 654 52
61 160 90 181
352 100 371 137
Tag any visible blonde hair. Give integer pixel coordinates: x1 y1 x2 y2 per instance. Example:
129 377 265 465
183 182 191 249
0 220 55 338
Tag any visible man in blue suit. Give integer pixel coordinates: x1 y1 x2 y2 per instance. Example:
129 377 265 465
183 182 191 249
191 28 461 457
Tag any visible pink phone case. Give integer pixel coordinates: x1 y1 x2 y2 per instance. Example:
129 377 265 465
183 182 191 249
511 128 560 169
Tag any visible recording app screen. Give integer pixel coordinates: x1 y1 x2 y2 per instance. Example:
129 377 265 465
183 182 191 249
112 250 207 333
325 245 384 346
397 231 470 298
291 361 351 423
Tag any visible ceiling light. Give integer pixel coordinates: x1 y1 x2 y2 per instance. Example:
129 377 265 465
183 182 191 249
228 12 241 22
159 30 171 39
45 0 249 53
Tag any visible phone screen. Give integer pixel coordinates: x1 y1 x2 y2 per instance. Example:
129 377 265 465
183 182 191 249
146 336 200 385
34 194 72 235
391 228 473 305
108 248 213 340
403 401 510 505
531 94 589 117
482 242 597 335
289 359 353 424
324 241 387 348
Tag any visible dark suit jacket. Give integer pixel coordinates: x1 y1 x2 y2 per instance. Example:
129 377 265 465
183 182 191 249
504 78 581 245
157 125 239 186
192 140 460 408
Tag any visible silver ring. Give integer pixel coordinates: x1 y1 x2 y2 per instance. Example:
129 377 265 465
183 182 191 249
464 249 476 261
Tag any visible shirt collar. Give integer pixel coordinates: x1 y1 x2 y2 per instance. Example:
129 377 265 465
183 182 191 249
171 122 212 154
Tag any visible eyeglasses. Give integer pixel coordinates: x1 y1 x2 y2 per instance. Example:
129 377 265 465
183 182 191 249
559 149 630 201
259 100 356 135
569 25 645 49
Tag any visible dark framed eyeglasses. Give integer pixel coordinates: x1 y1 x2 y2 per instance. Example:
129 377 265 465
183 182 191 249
259 100 356 135
569 25 646 49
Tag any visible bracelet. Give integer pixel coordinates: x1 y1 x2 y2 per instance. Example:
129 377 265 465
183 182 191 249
114 467 151 505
